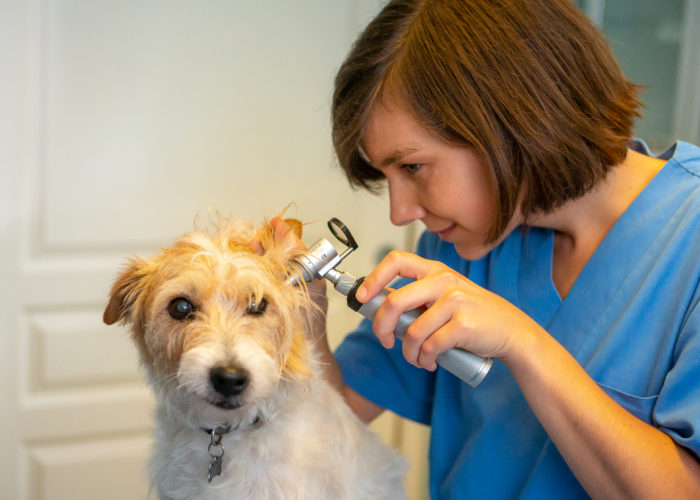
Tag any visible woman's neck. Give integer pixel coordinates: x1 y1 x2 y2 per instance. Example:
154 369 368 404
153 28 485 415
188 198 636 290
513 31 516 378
530 148 666 298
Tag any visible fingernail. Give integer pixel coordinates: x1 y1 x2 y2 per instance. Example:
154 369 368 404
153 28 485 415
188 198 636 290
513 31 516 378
356 285 366 301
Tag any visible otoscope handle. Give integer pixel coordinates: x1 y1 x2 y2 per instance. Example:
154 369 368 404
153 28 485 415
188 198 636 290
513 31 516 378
347 279 493 387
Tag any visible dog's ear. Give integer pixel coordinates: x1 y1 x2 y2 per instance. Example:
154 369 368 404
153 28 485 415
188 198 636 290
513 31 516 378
282 218 302 239
103 257 152 326
273 218 304 257
251 217 303 256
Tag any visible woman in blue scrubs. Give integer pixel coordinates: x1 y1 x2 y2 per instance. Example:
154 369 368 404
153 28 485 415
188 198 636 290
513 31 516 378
293 0 700 497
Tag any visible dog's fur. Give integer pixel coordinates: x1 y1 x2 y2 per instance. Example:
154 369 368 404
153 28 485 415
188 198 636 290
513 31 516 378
103 217 406 499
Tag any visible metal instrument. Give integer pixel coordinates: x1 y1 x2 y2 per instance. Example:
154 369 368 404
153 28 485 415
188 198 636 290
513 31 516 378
287 218 493 387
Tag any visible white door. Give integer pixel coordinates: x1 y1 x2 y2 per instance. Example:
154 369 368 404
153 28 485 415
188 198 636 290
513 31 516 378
0 1 427 498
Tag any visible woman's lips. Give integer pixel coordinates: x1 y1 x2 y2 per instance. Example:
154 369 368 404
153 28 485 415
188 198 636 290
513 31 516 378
436 224 456 240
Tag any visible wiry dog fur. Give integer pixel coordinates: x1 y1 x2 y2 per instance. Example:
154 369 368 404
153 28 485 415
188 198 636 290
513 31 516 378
103 217 406 500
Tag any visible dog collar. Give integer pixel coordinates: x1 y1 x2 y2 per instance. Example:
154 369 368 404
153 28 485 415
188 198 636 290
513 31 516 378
200 415 264 482
200 424 232 436
199 414 263 436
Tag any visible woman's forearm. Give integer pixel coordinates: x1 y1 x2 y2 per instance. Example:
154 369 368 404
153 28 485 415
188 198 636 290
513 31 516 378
504 327 700 498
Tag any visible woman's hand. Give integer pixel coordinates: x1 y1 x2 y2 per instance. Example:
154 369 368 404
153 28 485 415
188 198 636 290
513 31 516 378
356 249 542 370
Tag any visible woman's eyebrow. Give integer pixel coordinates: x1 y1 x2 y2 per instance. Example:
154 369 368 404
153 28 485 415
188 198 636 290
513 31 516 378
378 147 419 168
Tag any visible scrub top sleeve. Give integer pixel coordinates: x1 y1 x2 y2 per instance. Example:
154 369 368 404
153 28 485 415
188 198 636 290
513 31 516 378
335 317 436 424
653 287 700 459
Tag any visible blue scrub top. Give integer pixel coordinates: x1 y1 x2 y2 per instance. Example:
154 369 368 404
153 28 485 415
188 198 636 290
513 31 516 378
335 141 700 498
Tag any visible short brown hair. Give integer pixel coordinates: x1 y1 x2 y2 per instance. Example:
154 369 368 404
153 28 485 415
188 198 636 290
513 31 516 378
332 0 641 242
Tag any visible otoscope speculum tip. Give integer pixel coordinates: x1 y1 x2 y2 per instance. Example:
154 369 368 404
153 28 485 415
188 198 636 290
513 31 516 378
285 262 311 287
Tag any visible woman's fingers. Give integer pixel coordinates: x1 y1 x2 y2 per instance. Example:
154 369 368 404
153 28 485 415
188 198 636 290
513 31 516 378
370 265 467 348
415 319 466 371
401 310 450 369
371 276 442 347
356 250 435 302
350 249 525 367
358 250 447 348
400 289 475 369
356 249 535 369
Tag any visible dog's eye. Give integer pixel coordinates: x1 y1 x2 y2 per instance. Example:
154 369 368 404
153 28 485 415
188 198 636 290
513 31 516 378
168 297 195 320
246 298 267 316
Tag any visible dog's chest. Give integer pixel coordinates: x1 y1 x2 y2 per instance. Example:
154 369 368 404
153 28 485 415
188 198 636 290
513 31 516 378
155 417 351 500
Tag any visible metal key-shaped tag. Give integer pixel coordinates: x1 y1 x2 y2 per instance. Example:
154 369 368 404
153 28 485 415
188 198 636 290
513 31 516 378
207 455 223 482
207 427 226 482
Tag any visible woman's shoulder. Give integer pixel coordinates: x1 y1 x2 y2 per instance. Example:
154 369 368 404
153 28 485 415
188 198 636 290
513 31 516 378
631 140 700 223
667 140 700 177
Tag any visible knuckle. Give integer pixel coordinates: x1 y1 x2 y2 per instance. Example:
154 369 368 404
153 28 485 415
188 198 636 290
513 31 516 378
444 288 467 305
383 292 402 312
454 312 473 331
385 249 405 265
435 270 461 286
372 315 394 342
421 341 437 358
404 324 422 342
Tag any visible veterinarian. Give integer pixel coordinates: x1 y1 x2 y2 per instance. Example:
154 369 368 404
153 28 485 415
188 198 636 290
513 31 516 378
280 0 700 497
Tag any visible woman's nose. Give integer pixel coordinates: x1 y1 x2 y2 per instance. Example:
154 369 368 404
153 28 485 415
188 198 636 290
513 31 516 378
388 180 424 226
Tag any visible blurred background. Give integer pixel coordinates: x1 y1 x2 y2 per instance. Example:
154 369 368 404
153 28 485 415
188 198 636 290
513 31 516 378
574 0 699 152
1 1 697 499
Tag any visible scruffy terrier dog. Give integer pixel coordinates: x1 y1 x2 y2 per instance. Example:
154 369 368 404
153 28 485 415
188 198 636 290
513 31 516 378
103 217 406 500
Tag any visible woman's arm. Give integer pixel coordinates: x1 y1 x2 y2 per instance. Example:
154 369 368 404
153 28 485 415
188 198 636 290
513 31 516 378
358 249 700 498
320 349 384 424
309 298 384 423
506 324 700 499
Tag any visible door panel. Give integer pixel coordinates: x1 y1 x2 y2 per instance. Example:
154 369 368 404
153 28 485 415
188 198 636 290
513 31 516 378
2 1 428 499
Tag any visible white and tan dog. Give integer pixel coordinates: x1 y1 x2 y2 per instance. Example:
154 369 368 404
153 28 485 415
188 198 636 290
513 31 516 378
103 217 406 500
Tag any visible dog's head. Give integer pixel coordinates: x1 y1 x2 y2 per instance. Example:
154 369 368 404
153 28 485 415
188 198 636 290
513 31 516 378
103 217 314 427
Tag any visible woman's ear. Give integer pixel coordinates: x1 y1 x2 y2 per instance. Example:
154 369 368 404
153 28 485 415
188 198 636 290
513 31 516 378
103 257 152 326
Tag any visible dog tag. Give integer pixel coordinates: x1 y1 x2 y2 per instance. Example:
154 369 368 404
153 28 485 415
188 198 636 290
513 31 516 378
208 456 223 482
205 425 228 482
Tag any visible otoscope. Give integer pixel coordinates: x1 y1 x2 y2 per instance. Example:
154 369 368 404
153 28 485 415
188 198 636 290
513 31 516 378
286 218 493 387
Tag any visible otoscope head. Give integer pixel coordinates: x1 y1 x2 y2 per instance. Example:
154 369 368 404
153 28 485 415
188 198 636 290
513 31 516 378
285 218 359 287
289 238 338 282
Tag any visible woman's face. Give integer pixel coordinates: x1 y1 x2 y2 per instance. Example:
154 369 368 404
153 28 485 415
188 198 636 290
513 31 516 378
361 95 518 260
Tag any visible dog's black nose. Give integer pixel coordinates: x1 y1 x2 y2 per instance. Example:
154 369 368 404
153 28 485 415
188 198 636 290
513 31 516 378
210 365 249 397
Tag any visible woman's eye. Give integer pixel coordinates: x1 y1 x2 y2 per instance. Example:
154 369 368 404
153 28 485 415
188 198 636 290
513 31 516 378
246 297 267 316
167 297 195 320
401 163 423 174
